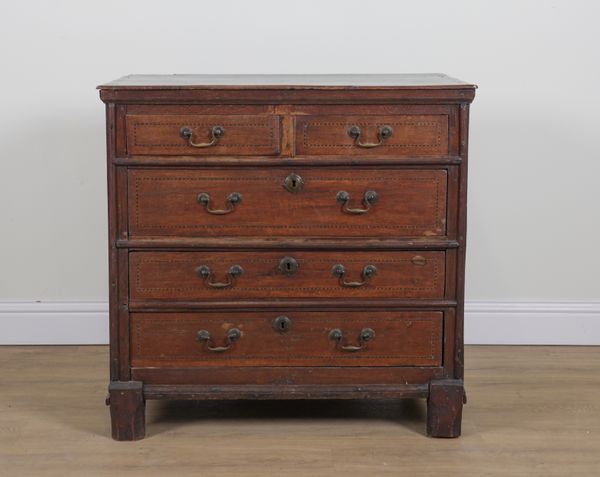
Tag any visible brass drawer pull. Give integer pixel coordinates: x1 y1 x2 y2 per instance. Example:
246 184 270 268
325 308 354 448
196 264 244 288
180 125 225 148
347 125 393 148
331 264 377 287
197 328 241 352
329 327 375 351
197 192 242 215
336 190 378 215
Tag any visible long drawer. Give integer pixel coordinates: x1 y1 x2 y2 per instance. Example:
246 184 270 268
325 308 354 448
129 250 445 302
128 168 448 238
130 310 443 367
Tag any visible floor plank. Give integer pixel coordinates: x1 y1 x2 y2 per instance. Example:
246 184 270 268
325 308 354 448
0 346 598 476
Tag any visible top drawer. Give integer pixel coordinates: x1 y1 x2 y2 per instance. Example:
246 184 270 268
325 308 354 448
296 114 449 156
126 114 281 156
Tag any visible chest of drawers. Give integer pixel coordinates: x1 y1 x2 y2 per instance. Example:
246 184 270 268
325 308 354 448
98 74 476 440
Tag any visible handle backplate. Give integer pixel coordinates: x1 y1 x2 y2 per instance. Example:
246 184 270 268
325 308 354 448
332 264 377 287
347 125 393 148
197 327 241 352
336 190 379 215
329 327 375 351
197 192 242 215
181 125 225 148
196 264 244 288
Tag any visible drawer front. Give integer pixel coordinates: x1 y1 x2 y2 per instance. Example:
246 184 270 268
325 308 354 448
126 114 281 155
296 115 449 156
128 168 448 238
129 250 445 301
130 311 443 367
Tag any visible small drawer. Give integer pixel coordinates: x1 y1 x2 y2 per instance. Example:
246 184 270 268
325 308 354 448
129 250 445 302
128 168 448 238
295 114 449 156
126 114 281 155
130 310 443 367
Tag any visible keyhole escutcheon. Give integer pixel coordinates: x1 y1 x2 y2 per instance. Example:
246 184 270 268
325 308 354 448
278 256 299 276
283 173 304 193
273 315 292 333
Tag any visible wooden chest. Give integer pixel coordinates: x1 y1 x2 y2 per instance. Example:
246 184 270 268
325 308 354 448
98 74 476 440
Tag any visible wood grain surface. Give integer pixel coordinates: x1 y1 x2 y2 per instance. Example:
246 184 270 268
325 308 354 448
1 345 597 476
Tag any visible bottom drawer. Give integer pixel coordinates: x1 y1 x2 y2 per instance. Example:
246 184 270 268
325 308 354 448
130 310 443 367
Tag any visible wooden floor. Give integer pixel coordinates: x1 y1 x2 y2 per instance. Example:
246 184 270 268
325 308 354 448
1 346 599 476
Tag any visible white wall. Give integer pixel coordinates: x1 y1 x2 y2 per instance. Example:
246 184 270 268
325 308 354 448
0 0 599 343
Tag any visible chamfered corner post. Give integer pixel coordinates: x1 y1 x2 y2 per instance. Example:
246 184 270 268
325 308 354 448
107 381 146 441
426 379 465 438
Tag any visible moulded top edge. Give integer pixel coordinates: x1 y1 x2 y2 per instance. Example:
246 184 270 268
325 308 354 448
97 74 477 90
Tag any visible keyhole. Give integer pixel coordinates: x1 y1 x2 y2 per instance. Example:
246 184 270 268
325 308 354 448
273 316 292 333
279 256 298 276
284 173 303 193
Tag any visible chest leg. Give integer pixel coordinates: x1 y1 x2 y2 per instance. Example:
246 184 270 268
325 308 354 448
427 379 465 438
107 381 146 441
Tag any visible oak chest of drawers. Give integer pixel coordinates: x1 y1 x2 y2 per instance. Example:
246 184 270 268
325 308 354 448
98 74 476 440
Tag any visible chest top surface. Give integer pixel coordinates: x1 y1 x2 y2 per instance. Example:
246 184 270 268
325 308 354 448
98 73 476 90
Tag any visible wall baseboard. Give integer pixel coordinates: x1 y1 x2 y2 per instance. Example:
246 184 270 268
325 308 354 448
0 301 108 345
0 300 598 345
465 301 600 345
